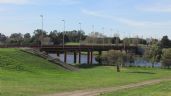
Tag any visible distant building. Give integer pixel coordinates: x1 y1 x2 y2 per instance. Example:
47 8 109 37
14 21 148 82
42 37 54 45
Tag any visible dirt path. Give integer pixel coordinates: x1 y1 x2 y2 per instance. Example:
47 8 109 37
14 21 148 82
44 78 171 96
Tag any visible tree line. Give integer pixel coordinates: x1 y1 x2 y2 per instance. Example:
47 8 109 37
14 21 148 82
1 29 168 47
0 29 86 46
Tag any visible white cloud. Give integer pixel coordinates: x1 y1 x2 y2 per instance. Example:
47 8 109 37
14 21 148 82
0 0 29 4
137 3 171 13
57 0 80 5
82 9 171 38
82 9 171 28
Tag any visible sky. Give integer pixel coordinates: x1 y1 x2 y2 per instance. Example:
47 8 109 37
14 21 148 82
1 0 171 39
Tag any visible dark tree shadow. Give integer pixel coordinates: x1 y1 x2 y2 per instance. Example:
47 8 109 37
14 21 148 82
127 71 156 74
76 64 102 69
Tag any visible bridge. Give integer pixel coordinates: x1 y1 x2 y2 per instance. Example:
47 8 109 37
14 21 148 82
0 45 139 64
40 45 139 64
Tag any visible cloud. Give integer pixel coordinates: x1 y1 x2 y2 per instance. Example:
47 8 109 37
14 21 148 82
137 3 171 13
0 7 14 13
40 0 80 5
82 9 171 28
82 9 171 38
57 0 80 5
0 0 29 4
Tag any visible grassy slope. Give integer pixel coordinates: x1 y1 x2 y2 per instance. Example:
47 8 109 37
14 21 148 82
101 81 171 96
0 49 171 96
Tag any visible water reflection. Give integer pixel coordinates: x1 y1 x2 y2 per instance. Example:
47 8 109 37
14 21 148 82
49 53 98 64
49 54 161 67
127 58 161 67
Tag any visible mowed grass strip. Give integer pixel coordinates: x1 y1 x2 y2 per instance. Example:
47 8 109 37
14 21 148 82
0 48 171 96
100 81 171 96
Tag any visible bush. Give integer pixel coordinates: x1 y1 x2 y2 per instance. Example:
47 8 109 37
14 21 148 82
161 48 171 68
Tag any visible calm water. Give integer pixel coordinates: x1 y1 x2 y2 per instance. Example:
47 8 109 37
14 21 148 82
49 53 98 64
49 54 161 67
127 58 161 67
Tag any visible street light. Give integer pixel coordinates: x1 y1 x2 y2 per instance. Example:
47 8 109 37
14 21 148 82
102 27 105 47
92 25 94 45
110 28 113 47
78 22 82 45
61 20 65 48
78 22 82 64
40 15 44 47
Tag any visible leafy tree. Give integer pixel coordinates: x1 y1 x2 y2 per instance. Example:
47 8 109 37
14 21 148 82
0 33 7 45
161 48 171 68
112 33 120 45
49 30 61 45
101 50 127 72
144 44 162 68
32 29 47 45
9 33 23 45
160 36 171 48
112 37 120 45
24 33 31 39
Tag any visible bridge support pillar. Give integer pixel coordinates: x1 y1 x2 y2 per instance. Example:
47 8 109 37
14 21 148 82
90 51 93 64
126 49 128 54
74 51 77 64
98 51 102 64
64 51 67 63
78 51 81 64
87 51 90 64
56 52 60 57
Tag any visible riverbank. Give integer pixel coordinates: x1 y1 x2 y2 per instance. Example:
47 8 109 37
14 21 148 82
1 48 171 96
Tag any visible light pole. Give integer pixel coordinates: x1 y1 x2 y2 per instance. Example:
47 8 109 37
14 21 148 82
110 28 113 47
102 27 105 47
78 22 82 45
92 25 95 45
61 20 65 48
40 15 44 47
78 22 82 64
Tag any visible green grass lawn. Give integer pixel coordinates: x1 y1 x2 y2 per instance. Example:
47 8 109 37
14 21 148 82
65 42 80 45
101 81 171 96
0 49 171 96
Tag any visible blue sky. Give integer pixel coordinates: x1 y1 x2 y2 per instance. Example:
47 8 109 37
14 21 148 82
1 0 171 39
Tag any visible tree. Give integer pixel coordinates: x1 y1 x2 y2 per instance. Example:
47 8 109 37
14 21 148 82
144 44 162 68
160 36 171 48
49 30 61 45
161 48 171 68
112 33 120 45
24 33 31 39
9 33 23 45
101 50 127 72
32 29 47 45
0 33 7 45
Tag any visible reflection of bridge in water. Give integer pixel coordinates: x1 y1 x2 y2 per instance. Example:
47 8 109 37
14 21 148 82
40 45 139 64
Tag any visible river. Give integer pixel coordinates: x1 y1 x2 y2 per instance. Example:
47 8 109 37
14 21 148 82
49 54 161 67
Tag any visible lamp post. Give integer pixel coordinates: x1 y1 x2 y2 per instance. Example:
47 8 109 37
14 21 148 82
110 28 113 47
92 25 95 45
40 15 44 47
102 27 105 47
61 20 65 48
78 22 82 44
78 22 82 64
